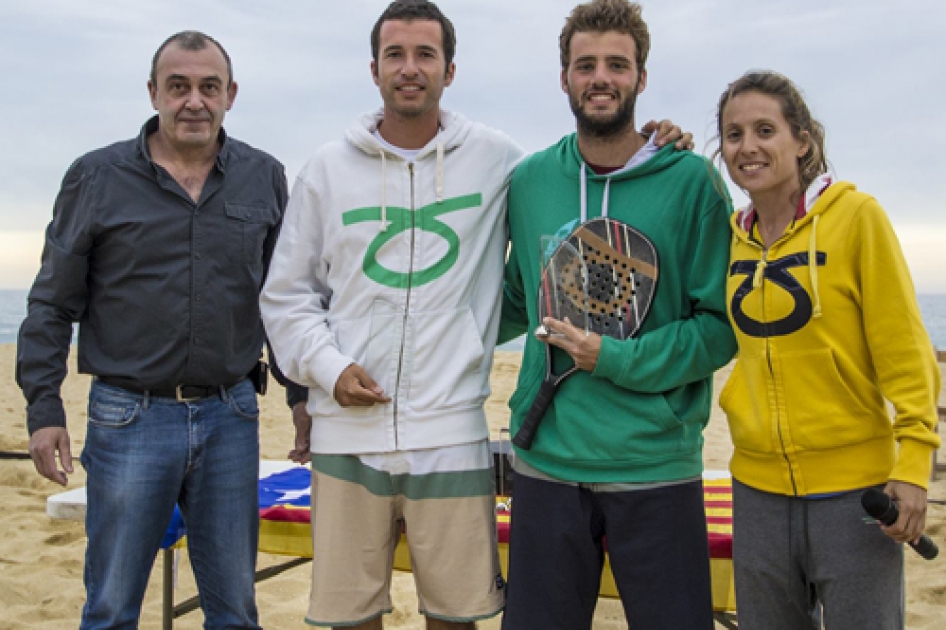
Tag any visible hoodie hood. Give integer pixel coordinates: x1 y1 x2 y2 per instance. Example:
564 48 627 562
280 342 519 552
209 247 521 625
346 108 473 159
554 133 697 223
556 132 690 182
344 108 474 232
732 172 838 234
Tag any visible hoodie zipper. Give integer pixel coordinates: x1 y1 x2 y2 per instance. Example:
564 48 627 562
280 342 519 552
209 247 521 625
392 162 417 449
746 234 799 496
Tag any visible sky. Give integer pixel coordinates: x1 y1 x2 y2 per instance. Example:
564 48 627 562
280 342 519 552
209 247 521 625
1 0 944 290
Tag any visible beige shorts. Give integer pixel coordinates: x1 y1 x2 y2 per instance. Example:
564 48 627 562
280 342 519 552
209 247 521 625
305 440 504 626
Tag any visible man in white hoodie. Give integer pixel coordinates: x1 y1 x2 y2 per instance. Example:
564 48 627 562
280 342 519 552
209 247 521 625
262 2 517 627
261 1 687 628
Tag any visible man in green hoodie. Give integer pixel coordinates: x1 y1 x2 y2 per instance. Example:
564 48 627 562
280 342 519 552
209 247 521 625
499 1 737 628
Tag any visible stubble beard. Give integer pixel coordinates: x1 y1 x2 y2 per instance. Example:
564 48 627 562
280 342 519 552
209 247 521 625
386 87 444 123
568 76 641 140
571 91 637 139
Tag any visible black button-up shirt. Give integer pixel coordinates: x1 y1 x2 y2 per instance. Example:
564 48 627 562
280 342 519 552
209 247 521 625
17 116 290 434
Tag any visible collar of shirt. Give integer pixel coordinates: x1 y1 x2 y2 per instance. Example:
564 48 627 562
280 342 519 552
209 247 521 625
135 115 231 174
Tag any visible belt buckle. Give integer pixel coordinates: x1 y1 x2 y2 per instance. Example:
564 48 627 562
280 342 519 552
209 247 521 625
175 385 202 402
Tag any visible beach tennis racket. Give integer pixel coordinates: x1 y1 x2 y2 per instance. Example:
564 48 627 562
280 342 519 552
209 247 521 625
512 217 659 450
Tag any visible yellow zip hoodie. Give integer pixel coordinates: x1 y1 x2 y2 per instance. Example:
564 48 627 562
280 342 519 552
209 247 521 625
720 180 940 495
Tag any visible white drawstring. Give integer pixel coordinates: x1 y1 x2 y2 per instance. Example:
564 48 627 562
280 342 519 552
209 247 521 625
602 178 611 218
436 140 444 203
579 162 611 222
580 163 588 223
379 150 390 232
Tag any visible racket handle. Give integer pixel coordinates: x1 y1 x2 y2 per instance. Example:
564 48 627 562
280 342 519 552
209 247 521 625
512 380 557 450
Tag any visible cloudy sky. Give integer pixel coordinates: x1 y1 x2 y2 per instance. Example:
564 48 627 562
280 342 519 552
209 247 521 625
1 0 943 290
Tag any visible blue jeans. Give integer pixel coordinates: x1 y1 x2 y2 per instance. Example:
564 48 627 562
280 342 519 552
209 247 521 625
79 379 261 630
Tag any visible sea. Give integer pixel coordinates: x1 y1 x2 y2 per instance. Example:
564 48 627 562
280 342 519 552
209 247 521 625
3 288 946 350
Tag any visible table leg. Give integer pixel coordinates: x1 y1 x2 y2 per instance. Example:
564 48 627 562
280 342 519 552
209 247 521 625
163 548 173 630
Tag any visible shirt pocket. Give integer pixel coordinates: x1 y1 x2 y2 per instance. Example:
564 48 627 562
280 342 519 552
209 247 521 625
225 202 278 263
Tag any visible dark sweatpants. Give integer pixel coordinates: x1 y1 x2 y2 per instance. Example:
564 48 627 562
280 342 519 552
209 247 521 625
502 474 714 630
732 480 904 630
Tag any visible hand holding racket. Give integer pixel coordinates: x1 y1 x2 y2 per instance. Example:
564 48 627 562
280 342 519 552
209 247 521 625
512 217 659 450
537 316 602 371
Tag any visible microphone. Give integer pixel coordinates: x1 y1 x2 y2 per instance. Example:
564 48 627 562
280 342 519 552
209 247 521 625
861 488 939 560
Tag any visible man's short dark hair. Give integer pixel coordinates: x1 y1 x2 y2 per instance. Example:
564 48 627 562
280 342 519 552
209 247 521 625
150 31 233 87
560 0 650 72
370 0 456 68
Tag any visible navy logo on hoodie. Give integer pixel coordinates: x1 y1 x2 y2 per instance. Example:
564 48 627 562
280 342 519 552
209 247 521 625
729 251 827 337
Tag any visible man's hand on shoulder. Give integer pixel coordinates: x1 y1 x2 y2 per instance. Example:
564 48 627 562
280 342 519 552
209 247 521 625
334 363 391 407
641 119 694 151
29 426 73 486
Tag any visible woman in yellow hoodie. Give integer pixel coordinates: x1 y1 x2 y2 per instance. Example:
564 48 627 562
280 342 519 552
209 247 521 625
714 70 941 630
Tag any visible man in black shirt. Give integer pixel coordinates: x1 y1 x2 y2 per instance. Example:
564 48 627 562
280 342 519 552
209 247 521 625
16 31 294 629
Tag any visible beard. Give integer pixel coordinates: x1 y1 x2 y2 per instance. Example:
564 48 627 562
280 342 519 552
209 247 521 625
568 82 639 139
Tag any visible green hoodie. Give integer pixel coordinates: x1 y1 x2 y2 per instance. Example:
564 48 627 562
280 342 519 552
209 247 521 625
501 134 736 483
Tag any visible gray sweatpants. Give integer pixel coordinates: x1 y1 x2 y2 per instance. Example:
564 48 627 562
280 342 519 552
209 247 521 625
732 480 904 630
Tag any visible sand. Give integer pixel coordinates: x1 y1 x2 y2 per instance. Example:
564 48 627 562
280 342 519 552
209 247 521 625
1 344 944 628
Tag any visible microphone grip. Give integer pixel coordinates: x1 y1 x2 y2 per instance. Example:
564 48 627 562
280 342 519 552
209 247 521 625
910 535 939 561
861 488 939 561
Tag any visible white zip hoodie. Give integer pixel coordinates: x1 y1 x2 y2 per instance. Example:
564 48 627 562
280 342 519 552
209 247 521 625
261 109 524 453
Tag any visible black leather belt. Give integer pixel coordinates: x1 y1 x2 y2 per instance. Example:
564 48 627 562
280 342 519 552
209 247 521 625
97 376 241 402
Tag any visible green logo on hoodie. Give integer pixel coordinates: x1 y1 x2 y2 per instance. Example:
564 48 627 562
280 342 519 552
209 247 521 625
343 193 482 288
